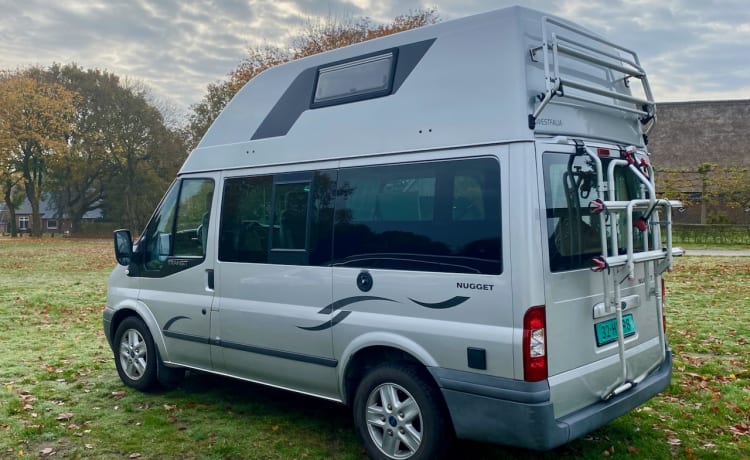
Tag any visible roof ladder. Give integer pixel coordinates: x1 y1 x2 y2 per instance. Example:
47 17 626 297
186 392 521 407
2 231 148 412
529 17 656 134
579 144 683 400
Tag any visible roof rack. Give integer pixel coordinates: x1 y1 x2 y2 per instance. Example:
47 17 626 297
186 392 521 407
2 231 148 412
529 16 656 133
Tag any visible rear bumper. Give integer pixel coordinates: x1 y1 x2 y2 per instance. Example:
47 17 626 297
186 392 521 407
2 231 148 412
429 350 672 451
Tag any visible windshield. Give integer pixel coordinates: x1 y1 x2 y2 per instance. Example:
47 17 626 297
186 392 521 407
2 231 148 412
544 152 645 272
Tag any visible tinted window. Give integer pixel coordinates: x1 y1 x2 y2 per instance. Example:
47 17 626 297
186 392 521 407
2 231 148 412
272 182 309 250
544 153 644 272
219 175 273 263
334 158 502 274
219 171 336 265
312 51 396 108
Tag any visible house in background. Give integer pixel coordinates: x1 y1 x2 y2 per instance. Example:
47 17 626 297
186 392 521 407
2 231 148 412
0 198 102 235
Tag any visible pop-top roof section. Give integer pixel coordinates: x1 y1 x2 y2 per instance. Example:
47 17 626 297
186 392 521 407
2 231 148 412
528 15 656 136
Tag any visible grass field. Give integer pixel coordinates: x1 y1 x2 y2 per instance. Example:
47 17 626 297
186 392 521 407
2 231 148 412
0 238 748 459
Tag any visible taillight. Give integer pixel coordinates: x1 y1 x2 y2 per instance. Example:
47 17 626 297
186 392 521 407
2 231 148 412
661 278 667 333
523 306 547 382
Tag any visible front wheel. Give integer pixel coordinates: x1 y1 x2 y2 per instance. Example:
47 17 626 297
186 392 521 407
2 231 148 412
353 363 452 460
113 317 158 391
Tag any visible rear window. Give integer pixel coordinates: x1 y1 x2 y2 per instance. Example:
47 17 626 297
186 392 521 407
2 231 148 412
544 153 644 272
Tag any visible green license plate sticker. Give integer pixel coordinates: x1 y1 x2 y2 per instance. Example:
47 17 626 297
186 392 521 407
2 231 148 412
595 314 636 347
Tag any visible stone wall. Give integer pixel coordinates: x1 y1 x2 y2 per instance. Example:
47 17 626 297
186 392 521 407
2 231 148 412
648 99 750 224
648 99 750 169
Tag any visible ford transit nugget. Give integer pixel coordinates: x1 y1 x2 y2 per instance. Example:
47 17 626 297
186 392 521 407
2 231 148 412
104 6 682 458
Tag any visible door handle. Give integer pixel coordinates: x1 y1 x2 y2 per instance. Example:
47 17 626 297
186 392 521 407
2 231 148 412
206 269 214 290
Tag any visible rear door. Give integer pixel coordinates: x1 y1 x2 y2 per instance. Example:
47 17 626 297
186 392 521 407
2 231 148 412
538 143 664 417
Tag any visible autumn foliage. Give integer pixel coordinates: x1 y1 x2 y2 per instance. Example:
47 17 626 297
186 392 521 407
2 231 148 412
0 66 185 236
0 72 76 236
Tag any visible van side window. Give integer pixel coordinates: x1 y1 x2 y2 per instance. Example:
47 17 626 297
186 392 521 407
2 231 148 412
272 182 309 250
334 158 502 274
219 171 336 266
544 153 644 272
309 171 337 265
219 175 273 263
142 178 215 273
453 175 485 220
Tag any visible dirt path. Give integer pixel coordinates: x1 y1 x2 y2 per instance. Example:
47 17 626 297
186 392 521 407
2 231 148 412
684 249 750 257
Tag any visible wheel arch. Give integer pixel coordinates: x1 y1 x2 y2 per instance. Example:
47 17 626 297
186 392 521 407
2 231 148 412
338 332 441 407
108 300 168 361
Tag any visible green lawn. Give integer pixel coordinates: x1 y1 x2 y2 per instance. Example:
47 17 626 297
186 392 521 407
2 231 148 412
0 238 748 459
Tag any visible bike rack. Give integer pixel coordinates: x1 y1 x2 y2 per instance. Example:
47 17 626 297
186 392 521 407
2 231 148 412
578 144 682 400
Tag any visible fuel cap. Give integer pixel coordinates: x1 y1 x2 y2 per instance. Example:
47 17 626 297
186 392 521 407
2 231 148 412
356 271 373 292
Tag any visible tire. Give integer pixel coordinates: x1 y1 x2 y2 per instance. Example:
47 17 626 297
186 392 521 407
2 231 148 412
113 317 158 391
353 363 453 460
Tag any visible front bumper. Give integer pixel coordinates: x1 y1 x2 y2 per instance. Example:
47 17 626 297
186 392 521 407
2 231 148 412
102 306 115 349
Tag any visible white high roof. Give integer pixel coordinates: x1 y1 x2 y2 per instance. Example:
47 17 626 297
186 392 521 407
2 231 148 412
181 6 647 174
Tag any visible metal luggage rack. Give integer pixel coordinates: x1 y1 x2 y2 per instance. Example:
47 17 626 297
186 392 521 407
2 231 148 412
576 141 683 400
529 16 657 135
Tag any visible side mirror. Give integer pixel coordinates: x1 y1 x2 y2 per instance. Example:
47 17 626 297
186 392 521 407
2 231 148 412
113 229 133 266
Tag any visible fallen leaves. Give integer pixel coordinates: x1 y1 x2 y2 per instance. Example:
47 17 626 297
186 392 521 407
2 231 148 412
20 391 36 412
730 422 749 436
55 412 74 422
715 373 737 383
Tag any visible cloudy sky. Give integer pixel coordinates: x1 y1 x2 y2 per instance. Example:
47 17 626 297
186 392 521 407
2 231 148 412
1 0 748 116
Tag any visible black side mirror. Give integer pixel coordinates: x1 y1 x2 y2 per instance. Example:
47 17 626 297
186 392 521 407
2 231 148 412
114 229 133 266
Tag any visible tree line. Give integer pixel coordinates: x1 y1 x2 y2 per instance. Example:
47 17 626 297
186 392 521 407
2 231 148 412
0 9 438 237
0 65 185 236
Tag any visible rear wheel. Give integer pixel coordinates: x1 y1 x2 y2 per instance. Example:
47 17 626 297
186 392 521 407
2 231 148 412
353 363 452 460
113 317 158 391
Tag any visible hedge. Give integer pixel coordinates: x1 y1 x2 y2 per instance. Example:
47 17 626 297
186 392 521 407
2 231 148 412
672 224 750 245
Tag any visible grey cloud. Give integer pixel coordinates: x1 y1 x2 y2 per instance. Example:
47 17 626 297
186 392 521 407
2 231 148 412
1 0 747 115
288 0 367 17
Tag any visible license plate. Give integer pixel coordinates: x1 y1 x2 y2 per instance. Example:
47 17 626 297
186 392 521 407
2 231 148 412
595 314 636 347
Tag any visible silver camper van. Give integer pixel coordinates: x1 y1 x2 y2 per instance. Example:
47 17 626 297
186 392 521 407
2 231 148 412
104 6 682 458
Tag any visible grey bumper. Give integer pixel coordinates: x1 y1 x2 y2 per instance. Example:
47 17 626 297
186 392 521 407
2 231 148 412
429 350 672 451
